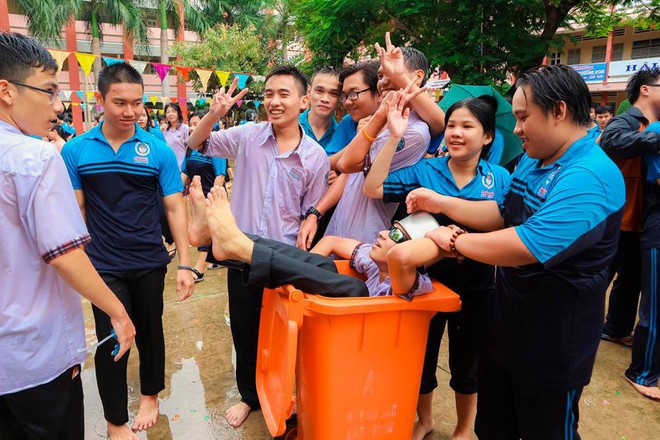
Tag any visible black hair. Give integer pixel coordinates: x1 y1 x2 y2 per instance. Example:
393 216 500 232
94 112 104 122
63 116 73 124
163 102 183 130
515 64 591 127
444 96 497 160
626 67 660 104
400 47 429 87
57 113 66 120
50 124 67 140
245 108 258 121
590 102 599 111
265 65 309 96
98 63 143 98
139 108 154 129
595 104 612 115
311 67 340 85
0 32 58 82
339 61 380 96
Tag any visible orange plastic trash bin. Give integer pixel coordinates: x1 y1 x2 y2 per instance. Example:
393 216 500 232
256 260 461 439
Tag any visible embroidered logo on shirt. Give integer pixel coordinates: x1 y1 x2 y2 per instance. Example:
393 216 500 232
135 142 150 156
134 157 149 164
396 138 406 152
288 168 303 181
482 171 495 189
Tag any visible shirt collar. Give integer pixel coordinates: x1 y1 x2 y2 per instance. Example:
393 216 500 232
299 109 338 140
0 120 24 136
88 121 151 145
258 122 309 158
552 132 596 168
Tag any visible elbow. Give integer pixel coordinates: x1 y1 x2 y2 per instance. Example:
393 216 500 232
387 245 415 271
362 184 381 199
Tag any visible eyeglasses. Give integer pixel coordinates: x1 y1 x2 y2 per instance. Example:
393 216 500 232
388 226 408 244
9 80 60 103
647 84 660 88
339 87 371 103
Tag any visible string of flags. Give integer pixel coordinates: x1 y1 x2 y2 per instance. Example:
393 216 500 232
47 48 265 91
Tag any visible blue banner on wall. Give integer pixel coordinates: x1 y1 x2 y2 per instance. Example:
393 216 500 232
570 63 607 83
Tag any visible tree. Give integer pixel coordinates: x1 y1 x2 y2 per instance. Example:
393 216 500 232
292 0 658 86
170 24 270 92
76 0 149 83
10 0 78 44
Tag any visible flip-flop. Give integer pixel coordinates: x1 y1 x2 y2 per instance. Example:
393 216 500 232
191 267 204 283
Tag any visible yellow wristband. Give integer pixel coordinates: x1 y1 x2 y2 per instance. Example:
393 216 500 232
362 127 377 142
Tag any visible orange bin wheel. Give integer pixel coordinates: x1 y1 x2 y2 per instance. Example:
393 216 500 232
256 260 461 439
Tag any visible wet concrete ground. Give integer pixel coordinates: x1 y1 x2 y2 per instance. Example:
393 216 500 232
81 252 660 439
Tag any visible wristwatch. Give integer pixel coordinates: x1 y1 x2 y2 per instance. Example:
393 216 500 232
304 206 322 220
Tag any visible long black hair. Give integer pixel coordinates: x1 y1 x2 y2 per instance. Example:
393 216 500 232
444 95 497 159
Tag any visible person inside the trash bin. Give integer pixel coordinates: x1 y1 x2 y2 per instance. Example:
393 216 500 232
188 176 446 299
362 93 511 440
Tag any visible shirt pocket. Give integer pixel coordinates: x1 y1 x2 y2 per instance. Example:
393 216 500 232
276 165 305 221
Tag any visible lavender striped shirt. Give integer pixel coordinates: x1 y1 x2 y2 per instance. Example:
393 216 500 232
206 122 330 245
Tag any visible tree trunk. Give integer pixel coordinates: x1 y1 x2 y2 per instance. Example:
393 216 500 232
160 0 169 97
65 18 84 133
91 11 102 85
534 0 582 66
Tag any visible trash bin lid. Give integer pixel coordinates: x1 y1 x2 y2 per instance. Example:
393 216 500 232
256 286 299 437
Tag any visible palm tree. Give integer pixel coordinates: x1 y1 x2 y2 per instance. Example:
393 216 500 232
11 0 78 44
76 0 149 83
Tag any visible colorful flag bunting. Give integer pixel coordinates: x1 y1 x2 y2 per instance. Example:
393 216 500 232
215 70 230 87
74 52 97 76
152 63 172 81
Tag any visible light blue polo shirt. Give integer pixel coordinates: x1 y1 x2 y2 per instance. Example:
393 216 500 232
299 109 338 153
325 114 358 155
61 123 183 271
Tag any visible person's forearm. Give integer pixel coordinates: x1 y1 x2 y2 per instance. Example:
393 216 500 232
188 112 219 150
363 135 400 199
337 113 387 173
165 197 192 265
51 248 128 320
318 173 347 213
389 76 444 137
453 228 536 266
388 238 446 295
441 198 504 231
600 126 660 158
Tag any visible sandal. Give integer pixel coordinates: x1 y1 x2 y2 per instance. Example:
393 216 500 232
167 247 177 259
191 267 205 283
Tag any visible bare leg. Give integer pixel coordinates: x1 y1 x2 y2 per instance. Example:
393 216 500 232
107 422 138 440
452 392 476 439
188 176 211 247
413 392 435 440
131 394 159 432
205 186 254 264
626 377 660 400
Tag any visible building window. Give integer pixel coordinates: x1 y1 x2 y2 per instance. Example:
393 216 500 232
568 48 581 65
591 43 624 62
632 39 660 59
549 52 561 65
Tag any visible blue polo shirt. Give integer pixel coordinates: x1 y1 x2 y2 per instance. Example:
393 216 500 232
642 121 660 249
148 126 166 143
494 132 625 390
182 147 228 195
383 156 511 294
326 114 358 155
299 109 338 153
61 123 183 271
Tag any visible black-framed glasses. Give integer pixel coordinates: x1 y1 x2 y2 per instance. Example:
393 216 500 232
388 226 408 244
339 87 371 103
9 80 60 103
647 84 660 88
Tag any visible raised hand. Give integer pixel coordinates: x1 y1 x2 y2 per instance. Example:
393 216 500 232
374 32 407 80
209 77 249 120
386 91 410 139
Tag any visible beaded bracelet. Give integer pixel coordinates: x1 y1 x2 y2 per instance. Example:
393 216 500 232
449 228 468 262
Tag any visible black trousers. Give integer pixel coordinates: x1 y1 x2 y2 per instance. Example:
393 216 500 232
626 247 660 387
0 365 84 440
93 267 167 425
220 235 369 409
475 352 583 440
419 289 493 395
603 231 642 338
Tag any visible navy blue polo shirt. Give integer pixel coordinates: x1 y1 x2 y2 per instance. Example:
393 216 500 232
326 114 358 155
299 109 338 153
182 147 228 195
62 123 183 271
383 156 511 294
494 133 625 390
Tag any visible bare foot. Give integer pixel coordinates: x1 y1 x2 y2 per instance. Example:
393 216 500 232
131 394 159 432
626 376 660 400
189 176 211 247
205 186 253 263
412 419 435 440
451 432 471 440
225 401 252 427
107 422 138 440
